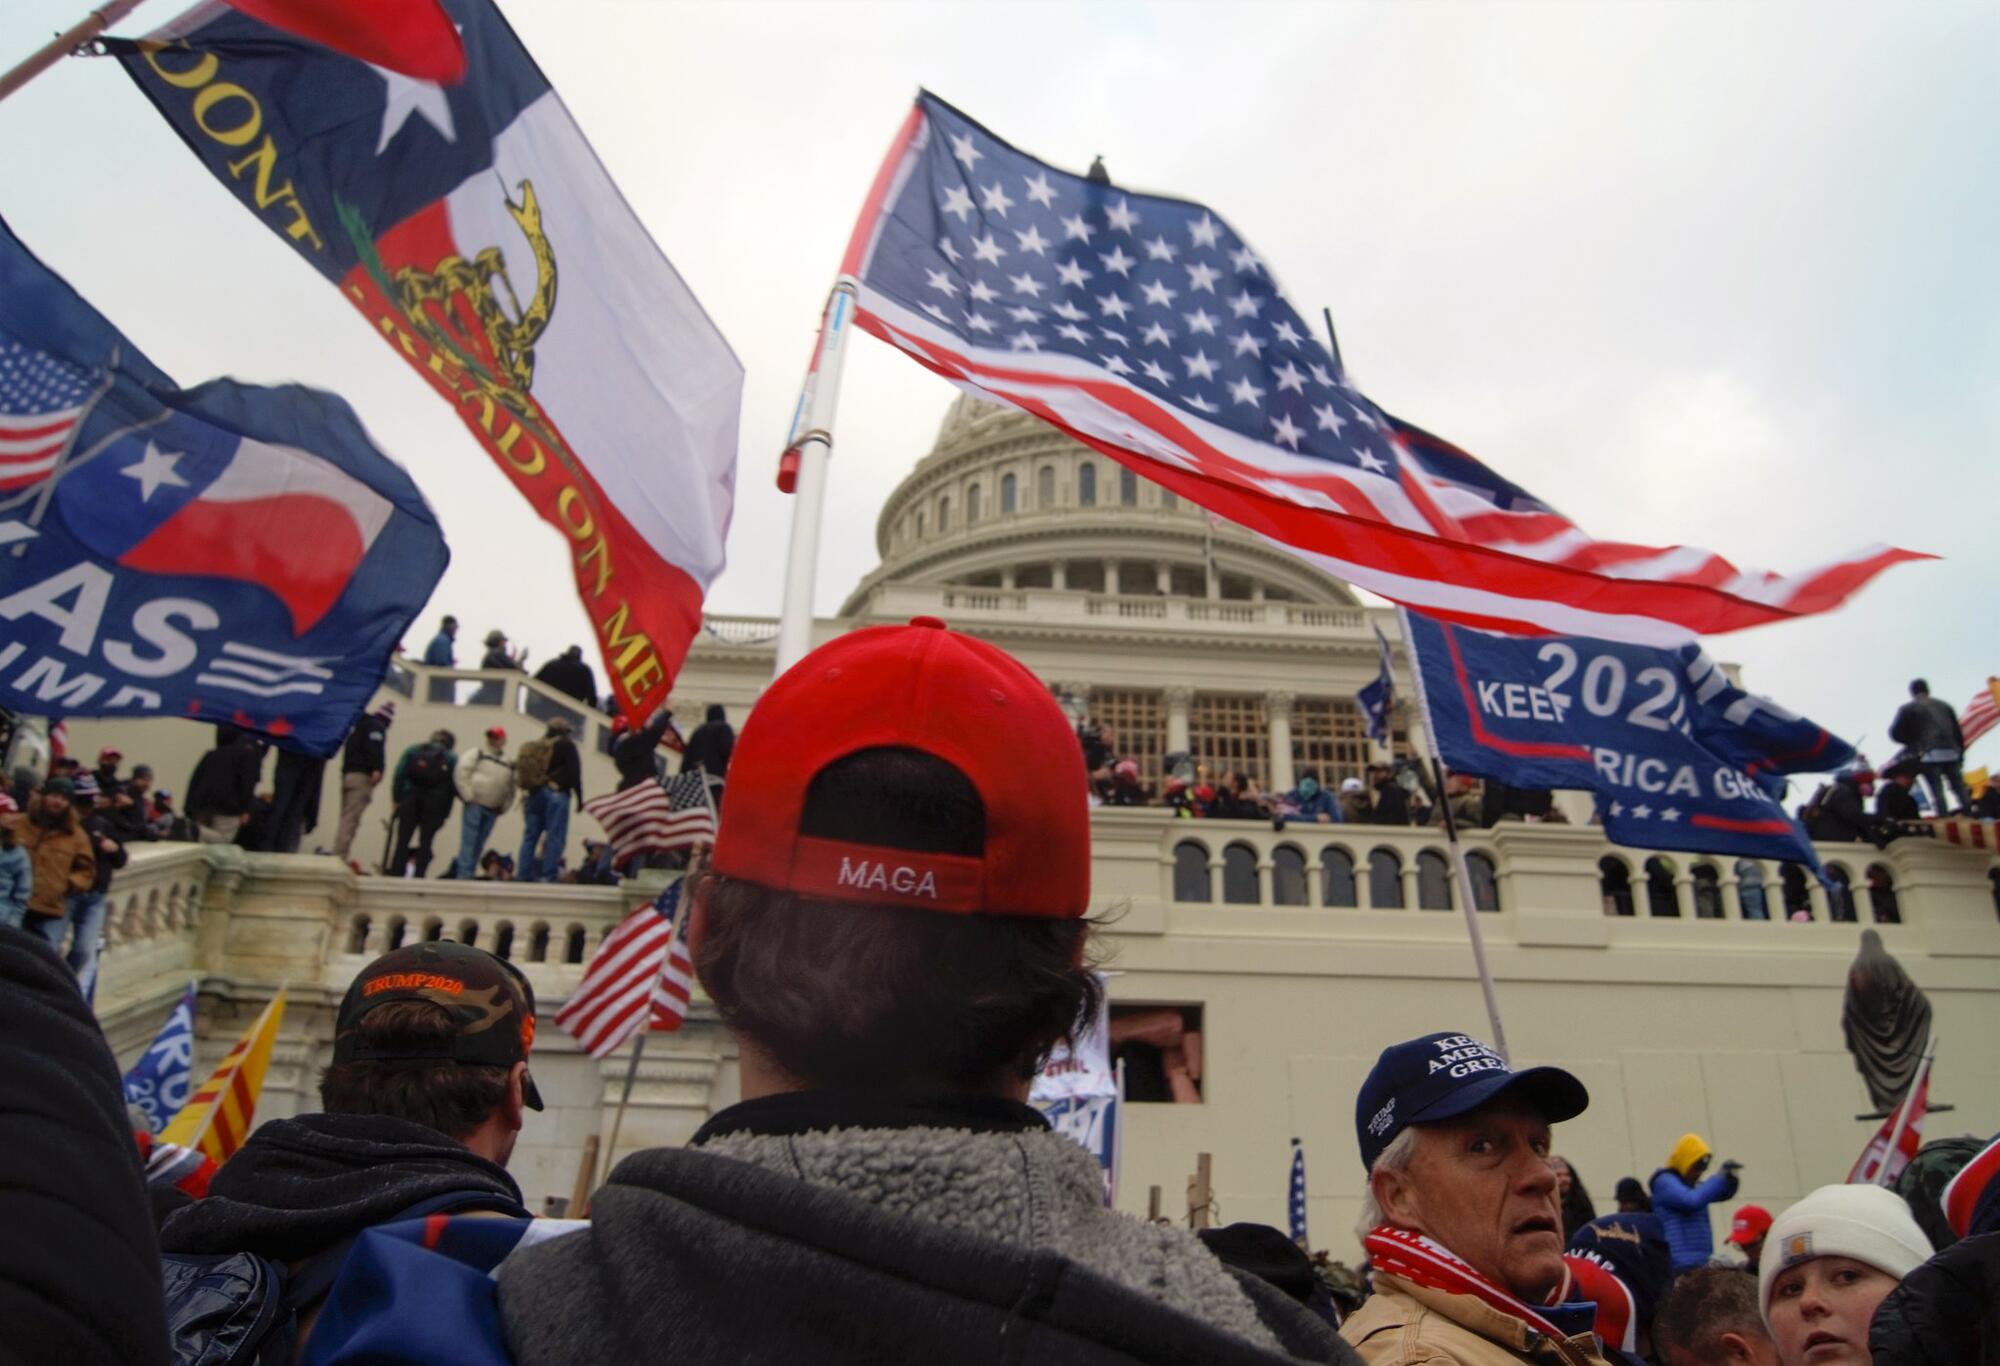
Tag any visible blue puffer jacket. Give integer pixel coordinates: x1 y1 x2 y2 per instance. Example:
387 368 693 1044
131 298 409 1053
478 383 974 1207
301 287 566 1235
1649 1166 1737 1270
0 843 28 928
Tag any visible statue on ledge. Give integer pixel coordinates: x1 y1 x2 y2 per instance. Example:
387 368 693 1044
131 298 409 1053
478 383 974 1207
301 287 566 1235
1842 929 1932 1111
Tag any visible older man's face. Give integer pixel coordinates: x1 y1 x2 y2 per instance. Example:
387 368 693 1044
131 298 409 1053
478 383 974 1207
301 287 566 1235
1378 1094 1565 1300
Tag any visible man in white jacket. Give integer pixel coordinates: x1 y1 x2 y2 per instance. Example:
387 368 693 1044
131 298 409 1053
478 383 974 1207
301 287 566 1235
452 727 516 880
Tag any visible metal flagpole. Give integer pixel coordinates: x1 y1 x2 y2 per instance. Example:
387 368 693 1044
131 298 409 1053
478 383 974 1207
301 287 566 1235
1395 605 1511 1063
0 0 147 103
773 279 859 677
1875 1030 1937 1187
598 1030 647 1192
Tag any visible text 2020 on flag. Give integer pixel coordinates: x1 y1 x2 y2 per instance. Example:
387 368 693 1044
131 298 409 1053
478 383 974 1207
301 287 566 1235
817 93 1922 643
116 0 742 722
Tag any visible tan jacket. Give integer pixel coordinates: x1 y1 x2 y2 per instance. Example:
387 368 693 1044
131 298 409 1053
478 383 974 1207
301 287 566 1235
7 813 95 918
1341 1273 1610 1366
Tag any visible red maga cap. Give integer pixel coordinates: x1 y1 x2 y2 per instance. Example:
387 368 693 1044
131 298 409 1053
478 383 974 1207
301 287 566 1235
712 617 1090 918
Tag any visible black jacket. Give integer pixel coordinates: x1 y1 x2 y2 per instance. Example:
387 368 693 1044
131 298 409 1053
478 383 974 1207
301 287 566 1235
0 927 169 1365
1370 782 1410 826
614 711 677 790
1877 782 1923 823
1870 1232 2000 1366
340 714 390 777
533 654 597 706
159 1113 528 1263
1811 778 1885 846
186 734 262 821
80 810 127 895
681 708 734 779
1890 696 1965 758
546 735 582 803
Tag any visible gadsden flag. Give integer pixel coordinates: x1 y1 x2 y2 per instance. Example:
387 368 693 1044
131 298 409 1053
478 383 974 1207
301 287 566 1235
116 0 742 720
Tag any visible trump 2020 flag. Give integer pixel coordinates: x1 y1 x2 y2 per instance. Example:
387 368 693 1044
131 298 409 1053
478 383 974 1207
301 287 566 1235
829 93 1920 643
1288 1138 1309 1245
123 981 198 1135
0 218 445 755
116 0 742 723
1405 610 1854 867
1359 625 1395 746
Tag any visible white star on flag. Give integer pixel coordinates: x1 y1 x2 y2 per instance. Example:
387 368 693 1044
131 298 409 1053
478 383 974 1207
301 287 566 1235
120 441 189 502
372 64 455 155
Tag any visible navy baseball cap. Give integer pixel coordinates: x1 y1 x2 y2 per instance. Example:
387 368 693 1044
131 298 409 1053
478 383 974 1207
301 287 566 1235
1355 1031 1588 1169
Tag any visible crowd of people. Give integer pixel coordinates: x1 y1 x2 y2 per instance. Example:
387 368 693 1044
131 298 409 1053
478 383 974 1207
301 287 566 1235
5 619 1991 1365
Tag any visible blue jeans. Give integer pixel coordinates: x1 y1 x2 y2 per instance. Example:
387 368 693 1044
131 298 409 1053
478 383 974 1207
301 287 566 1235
517 787 569 883
28 892 107 998
456 804 499 879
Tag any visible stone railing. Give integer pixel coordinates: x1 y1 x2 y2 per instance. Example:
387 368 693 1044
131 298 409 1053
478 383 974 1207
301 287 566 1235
871 583 1372 635
91 841 213 1020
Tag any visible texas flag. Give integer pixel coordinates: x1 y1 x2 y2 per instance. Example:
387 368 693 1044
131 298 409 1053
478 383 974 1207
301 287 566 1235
117 0 742 724
0 215 446 755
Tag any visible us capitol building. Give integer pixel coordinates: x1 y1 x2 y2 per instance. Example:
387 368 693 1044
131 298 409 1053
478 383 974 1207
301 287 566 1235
72 397 2000 1244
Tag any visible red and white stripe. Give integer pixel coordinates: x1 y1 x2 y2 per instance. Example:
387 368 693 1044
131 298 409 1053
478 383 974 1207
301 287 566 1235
1942 1133 2000 1240
0 408 80 492
646 907 694 1033
583 781 715 858
554 904 676 1058
839 114 1924 643
1363 1226 1571 1340
1932 818 1998 852
1961 678 2000 750
1848 1066 1931 1184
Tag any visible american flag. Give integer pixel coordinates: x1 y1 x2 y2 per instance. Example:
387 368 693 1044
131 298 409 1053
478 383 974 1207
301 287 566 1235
556 881 693 1058
828 94 1922 642
1960 677 1999 750
1287 1137 1309 1246
583 769 716 860
0 338 93 494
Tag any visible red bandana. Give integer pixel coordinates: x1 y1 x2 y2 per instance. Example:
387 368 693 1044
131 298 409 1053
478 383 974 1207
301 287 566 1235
1364 1226 1576 1341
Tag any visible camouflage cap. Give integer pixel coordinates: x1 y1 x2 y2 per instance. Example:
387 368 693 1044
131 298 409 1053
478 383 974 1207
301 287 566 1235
332 941 543 1110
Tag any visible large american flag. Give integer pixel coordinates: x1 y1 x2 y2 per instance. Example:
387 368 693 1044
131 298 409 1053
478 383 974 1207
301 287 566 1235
583 769 716 860
828 94 1921 642
555 881 694 1058
1961 677 1999 751
0 338 93 494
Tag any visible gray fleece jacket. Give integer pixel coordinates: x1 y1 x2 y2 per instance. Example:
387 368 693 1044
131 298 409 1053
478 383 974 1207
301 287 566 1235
498 1092 1356 1365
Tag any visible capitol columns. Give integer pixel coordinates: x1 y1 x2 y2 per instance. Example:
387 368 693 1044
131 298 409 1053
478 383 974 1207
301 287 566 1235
1265 690 1296 793
1164 685 1193 757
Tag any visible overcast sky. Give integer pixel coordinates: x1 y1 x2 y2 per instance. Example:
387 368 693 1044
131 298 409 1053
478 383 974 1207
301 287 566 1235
4 0 1994 770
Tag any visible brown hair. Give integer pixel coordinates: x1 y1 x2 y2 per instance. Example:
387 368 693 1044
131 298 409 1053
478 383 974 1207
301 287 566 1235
318 999 508 1140
693 748 1101 1092
1654 1266 1766 1356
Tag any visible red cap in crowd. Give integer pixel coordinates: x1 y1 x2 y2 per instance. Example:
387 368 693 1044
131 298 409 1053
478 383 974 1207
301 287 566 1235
712 617 1089 918
1728 1204 1773 1245
98 746 121 763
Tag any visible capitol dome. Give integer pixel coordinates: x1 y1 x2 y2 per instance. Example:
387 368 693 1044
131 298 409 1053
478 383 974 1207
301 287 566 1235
839 395 1361 614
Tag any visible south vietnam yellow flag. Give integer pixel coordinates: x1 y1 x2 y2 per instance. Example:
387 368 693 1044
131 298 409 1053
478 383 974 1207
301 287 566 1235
159 989 286 1164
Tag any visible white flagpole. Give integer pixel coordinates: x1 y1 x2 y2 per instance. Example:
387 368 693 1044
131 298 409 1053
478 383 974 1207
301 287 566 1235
1395 605 1510 1063
774 279 859 677
1875 1030 1936 1186
0 0 147 104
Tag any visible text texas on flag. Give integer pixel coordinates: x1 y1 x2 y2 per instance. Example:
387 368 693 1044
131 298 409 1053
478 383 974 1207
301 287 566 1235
116 0 742 721
835 94 1921 641
0 216 445 755
1403 611 1854 867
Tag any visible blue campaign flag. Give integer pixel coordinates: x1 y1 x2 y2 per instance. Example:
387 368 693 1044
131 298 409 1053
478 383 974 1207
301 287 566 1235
122 981 197 1134
0 217 446 756
1405 612 1854 867
1288 1138 1309 1245
1358 624 1395 745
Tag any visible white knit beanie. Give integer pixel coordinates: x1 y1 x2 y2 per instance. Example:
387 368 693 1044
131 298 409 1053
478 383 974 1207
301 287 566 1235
1759 1183 1933 1320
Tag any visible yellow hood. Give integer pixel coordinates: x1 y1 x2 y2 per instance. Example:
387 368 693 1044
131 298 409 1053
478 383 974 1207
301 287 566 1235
1668 1132 1712 1178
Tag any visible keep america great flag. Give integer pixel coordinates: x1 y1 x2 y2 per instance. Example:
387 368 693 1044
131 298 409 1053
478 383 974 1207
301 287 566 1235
834 94 1921 642
115 0 741 723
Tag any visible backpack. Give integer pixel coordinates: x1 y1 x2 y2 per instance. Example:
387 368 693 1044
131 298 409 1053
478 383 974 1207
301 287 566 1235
408 743 450 790
160 1190 527 1365
514 738 551 791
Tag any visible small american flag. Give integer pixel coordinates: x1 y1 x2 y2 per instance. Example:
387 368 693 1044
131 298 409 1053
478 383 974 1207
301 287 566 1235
0 338 93 494
1960 677 1999 751
556 881 688 1058
827 94 1922 643
1287 1138 1309 1246
646 881 695 1033
584 769 716 860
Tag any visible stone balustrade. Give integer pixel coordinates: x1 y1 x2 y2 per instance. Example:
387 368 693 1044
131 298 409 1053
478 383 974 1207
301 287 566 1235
855 583 1370 635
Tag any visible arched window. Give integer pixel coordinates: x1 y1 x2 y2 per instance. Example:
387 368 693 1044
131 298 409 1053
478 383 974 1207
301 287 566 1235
564 925 588 964
1691 864 1723 919
1644 857 1680 918
1000 472 1017 513
1465 852 1500 912
346 914 371 955
492 921 515 960
1368 848 1404 909
967 483 983 522
457 918 480 946
1037 464 1056 507
1865 864 1900 924
915 508 925 537
1272 845 1309 906
1780 863 1812 920
1735 860 1769 920
938 494 950 531
1824 864 1858 922
1119 466 1138 506
1078 463 1097 506
1320 846 1357 907
1222 843 1260 904
386 915 408 951
528 922 551 962
1416 849 1452 910
1599 857 1635 917
1172 840 1212 903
